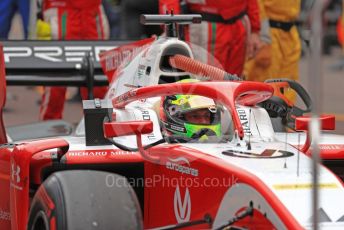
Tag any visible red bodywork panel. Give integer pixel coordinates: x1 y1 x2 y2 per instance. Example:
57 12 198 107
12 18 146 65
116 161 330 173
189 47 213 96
300 144 344 160
0 45 9 228
9 139 69 230
99 37 155 83
0 142 145 229
0 147 11 229
104 121 153 137
295 115 336 152
295 115 335 131
144 145 303 229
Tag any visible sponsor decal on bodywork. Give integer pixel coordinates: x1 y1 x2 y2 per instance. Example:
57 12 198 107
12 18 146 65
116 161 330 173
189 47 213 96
0 209 10 221
222 149 294 158
99 37 155 79
137 64 146 79
318 144 344 150
141 109 156 140
10 162 23 190
67 150 137 157
237 109 252 135
174 185 191 223
4 46 115 63
166 157 199 177
273 183 339 190
114 90 137 105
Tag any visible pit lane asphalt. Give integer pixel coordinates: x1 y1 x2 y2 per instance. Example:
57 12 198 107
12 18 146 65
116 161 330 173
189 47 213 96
3 50 344 135
4 87 83 128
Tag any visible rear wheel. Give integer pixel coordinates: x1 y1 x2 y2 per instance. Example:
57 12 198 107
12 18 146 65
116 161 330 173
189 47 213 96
28 170 142 230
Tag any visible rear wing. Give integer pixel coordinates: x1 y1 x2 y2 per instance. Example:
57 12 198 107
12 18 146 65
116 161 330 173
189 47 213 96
3 40 129 87
0 40 130 143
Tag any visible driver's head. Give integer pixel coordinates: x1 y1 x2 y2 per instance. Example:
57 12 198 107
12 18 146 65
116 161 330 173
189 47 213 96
184 108 212 125
160 80 222 141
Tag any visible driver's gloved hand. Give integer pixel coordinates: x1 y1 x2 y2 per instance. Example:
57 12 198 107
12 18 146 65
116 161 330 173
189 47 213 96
191 128 217 139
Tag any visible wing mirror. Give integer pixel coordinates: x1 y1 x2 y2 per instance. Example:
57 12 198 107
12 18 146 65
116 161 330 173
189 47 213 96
103 121 159 162
295 115 335 152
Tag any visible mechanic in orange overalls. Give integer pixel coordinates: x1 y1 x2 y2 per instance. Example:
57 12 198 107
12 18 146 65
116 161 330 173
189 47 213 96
36 0 109 120
244 0 301 100
159 0 261 76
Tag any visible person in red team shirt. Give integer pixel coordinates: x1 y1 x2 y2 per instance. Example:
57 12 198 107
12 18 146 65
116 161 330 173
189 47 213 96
159 0 261 76
37 0 109 120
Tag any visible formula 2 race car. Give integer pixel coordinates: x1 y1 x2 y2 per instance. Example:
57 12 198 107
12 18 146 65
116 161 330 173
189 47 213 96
1 14 344 230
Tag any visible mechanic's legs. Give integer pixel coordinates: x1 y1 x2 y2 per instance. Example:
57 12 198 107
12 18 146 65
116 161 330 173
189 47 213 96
244 49 298 102
18 0 30 39
271 28 301 102
214 22 246 75
40 87 67 120
0 0 16 38
186 21 246 76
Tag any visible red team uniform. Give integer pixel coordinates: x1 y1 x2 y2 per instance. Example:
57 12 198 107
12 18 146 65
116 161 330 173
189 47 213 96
39 0 108 120
159 0 260 75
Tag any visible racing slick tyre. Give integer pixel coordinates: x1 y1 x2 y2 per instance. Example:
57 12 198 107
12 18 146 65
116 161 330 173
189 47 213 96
28 170 142 230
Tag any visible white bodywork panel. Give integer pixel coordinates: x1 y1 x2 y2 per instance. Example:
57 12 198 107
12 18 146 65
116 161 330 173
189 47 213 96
106 37 193 99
